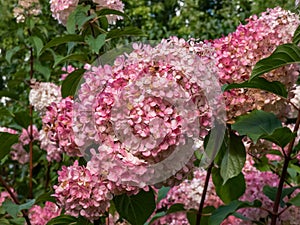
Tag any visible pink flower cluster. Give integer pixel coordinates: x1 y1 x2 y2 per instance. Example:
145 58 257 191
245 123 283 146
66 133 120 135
212 7 300 120
53 160 112 221
61 65 76 81
153 168 222 225
74 37 219 188
10 125 39 164
152 158 300 225
93 0 124 24
40 97 81 162
13 0 41 23
29 201 61 225
50 0 124 25
0 190 12 206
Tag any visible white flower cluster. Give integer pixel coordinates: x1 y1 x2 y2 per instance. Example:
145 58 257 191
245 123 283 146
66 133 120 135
29 81 62 112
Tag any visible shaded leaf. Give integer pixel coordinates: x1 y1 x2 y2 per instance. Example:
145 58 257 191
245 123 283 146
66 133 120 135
260 127 296 148
34 61 51 81
5 46 21 64
2 199 35 218
212 168 245 204
232 110 282 143
223 77 287 98
293 25 300 45
263 186 299 207
0 133 18 160
41 35 84 53
157 186 170 204
220 132 246 183
288 192 300 206
97 8 129 19
61 69 85 98
0 91 19 101
167 203 185 214
35 192 56 204
46 215 77 225
251 44 300 80
85 34 106 54
187 207 215 225
28 36 44 57
208 200 261 225
114 189 156 225
53 53 88 67
14 111 31 128
146 212 166 225
107 27 146 39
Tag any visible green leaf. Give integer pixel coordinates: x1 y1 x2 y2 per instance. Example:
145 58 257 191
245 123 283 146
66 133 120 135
14 111 31 128
41 35 84 53
293 25 300 45
0 218 10 225
5 46 21 64
263 186 299 207
35 192 56 204
85 34 106 54
114 189 156 225
0 133 18 160
220 132 246 183
46 215 77 225
251 44 300 80
107 27 146 39
97 8 129 19
208 200 261 225
146 212 166 225
212 168 245 204
61 68 85 98
66 5 95 32
232 110 282 143
74 5 92 30
34 61 51 81
156 186 170 204
0 91 19 101
187 207 215 225
223 77 287 98
53 53 88 67
28 36 44 57
260 127 296 148
167 203 185 214
2 199 35 218
288 192 300 206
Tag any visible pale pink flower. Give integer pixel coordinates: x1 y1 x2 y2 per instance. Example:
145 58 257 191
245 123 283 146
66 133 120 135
10 125 39 164
93 0 124 24
13 0 41 23
29 81 62 113
50 0 79 25
53 161 112 221
74 37 219 188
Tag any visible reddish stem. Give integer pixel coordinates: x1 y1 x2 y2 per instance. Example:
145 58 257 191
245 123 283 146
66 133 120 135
270 111 300 225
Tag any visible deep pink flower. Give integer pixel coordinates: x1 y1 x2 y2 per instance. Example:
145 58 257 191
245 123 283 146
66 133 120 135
29 201 61 225
40 97 81 162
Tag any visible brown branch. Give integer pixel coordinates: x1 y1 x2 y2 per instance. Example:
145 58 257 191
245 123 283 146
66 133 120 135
28 46 34 199
0 175 32 225
196 162 213 225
